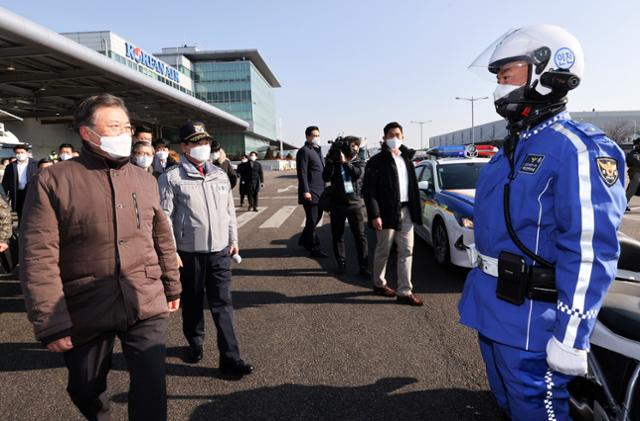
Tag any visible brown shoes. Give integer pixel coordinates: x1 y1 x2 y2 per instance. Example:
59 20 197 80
373 286 396 297
397 294 424 306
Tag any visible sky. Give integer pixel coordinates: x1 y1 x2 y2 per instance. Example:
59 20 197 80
2 0 639 148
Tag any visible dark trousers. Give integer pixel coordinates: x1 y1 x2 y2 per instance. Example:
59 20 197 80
330 201 368 269
239 191 246 206
299 203 323 251
63 315 168 421
16 188 26 221
178 248 240 362
248 188 259 209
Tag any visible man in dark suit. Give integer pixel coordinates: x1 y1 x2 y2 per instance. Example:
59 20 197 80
238 151 263 211
296 126 328 257
2 144 38 221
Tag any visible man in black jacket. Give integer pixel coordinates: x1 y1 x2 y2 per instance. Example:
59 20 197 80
625 137 640 209
323 136 369 276
296 126 328 257
363 122 423 306
2 144 38 221
237 151 263 211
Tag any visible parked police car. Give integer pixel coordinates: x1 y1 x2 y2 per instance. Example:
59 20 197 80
414 144 497 267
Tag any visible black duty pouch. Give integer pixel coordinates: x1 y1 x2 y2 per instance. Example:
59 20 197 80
528 266 557 302
496 251 528 305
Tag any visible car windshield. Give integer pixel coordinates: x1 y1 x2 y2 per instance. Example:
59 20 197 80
437 162 486 190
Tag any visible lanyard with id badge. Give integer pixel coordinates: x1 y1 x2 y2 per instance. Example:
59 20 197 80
340 165 354 195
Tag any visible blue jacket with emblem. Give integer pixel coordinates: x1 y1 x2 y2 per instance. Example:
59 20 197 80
458 112 626 351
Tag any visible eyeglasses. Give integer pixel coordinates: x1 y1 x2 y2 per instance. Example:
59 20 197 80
93 124 133 136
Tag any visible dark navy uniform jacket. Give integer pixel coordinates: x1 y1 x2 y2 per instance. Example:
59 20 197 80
459 112 626 352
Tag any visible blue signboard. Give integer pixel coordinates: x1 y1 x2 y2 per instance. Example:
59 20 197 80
125 43 181 83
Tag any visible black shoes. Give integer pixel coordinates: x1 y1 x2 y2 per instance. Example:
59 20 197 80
187 346 203 363
219 359 254 377
359 267 372 278
309 249 329 258
336 261 346 274
253 207 258 212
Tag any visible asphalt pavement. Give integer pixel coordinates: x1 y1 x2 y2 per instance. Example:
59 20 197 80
1 170 639 420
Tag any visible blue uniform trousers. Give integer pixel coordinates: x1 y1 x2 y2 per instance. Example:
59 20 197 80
479 334 573 421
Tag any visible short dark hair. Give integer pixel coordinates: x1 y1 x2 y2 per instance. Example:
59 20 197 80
383 122 403 137
58 143 74 152
73 94 129 134
211 140 221 151
305 126 319 137
0 158 10 165
13 145 27 153
134 124 153 136
249 151 258 156
344 136 362 147
37 158 54 168
152 138 170 148
634 137 640 146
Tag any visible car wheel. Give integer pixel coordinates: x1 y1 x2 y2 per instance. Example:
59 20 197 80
432 219 450 266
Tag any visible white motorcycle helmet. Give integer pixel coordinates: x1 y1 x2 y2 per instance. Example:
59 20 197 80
470 24 584 123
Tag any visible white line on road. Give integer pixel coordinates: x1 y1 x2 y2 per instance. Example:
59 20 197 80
236 207 267 229
277 185 297 193
260 205 297 228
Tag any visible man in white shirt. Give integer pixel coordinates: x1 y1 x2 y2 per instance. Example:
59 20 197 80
2 145 38 220
363 122 424 306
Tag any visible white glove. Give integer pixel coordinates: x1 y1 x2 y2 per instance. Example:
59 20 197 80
546 336 588 376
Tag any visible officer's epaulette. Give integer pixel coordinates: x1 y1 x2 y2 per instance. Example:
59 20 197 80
564 120 605 137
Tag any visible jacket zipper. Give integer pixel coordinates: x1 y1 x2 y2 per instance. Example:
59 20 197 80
132 193 140 229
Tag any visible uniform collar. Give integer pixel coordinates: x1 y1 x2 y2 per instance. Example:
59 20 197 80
520 111 571 140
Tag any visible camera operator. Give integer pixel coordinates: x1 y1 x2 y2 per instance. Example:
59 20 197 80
323 136 369 276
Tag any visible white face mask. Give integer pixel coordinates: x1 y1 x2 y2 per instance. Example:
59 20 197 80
241 158 248 163
88 128 132 159
188 144 211 162
59 153 73 161
250 155 257 162
311 137 321 147
155 150 168 160
386 137 401 150
15 153 28 162
212 152 221 161
135 155 154 169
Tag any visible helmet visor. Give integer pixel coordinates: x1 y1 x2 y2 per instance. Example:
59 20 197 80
468 27 547 81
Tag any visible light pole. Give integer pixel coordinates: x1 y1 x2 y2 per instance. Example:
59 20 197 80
455 96 488 144
410 120 432 150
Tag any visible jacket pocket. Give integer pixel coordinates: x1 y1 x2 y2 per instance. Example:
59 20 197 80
132 193 141 229
62 275 96 298
144 265 162 280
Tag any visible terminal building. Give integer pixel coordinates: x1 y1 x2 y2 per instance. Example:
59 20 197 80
429 110 640 152
0 7 285 158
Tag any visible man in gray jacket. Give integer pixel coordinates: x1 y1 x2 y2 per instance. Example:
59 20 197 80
158 121 253 377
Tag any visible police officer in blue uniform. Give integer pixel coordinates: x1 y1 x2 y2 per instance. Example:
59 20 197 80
458 25 626 420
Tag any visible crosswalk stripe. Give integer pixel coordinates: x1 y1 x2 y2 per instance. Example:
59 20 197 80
260 205 297 228
236 207 267 228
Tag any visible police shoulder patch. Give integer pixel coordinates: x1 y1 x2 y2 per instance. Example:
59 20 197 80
596 157 618 187
519 154 545 174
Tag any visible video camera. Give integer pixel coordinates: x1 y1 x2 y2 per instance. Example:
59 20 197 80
326 136 357 163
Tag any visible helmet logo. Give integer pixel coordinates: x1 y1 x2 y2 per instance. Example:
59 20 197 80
554 48 575 70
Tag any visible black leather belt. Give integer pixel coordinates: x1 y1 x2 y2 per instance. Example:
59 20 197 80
401 202 410 207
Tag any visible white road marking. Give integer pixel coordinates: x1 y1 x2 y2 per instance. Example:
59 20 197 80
260 205 297 228
236 207 267 229
277 185 297 193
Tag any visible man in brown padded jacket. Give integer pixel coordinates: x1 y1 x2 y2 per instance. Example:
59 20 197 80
19 94 181 421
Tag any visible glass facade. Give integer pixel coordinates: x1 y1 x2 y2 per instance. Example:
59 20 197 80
192 60 277 156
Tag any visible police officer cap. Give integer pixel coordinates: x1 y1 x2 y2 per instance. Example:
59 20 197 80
633 137 640 146
179 121 213 143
